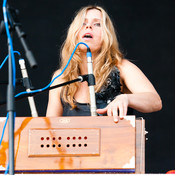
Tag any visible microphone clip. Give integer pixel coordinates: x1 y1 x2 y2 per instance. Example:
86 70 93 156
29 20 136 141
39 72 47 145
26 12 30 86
79 74 95 86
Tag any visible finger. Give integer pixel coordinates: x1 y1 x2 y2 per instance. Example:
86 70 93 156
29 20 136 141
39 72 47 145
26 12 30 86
107 107 112 117
96 108 107 114
119 104 124 120
113 107 119 123
123 103 128 117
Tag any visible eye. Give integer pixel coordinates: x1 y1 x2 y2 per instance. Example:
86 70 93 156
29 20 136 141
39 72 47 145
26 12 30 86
83 22 87 26
94 23 101 27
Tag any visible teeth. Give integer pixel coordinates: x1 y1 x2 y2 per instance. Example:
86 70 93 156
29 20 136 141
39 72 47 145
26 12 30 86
84 34 92 38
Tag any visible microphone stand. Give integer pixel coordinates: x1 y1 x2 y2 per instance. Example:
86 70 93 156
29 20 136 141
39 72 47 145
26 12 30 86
86 48 97 116
18 58 38 117
1 4 38 175
6 36 15 175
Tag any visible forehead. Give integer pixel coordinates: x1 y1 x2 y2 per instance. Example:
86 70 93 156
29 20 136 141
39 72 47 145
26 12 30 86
85 9 102 20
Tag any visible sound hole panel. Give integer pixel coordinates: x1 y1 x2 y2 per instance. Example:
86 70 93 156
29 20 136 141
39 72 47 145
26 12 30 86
28 128 100 157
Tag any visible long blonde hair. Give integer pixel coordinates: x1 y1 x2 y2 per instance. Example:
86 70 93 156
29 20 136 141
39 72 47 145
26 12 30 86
59 5 123 108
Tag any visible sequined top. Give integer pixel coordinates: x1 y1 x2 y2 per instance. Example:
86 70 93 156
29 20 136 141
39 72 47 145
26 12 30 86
61 67 132 116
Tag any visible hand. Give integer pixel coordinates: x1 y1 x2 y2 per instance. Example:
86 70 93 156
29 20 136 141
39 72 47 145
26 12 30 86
96 94 128 123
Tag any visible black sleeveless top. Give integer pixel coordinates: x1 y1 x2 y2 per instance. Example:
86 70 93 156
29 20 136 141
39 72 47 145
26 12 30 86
61 67 133 116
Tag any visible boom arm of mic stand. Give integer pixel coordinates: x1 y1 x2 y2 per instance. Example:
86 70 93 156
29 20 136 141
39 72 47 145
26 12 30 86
0 75 90 106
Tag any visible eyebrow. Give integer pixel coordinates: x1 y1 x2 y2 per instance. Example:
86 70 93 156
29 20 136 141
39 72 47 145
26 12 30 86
84 18 101 21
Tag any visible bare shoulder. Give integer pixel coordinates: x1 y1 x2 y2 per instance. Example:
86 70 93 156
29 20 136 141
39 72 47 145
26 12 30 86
46 69 64 117
118 59 144 79
51 69 65 86
118 59 139 71
118 59 157 93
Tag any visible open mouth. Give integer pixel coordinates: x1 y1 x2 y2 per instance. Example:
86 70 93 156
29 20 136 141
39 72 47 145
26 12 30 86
83 33 93 39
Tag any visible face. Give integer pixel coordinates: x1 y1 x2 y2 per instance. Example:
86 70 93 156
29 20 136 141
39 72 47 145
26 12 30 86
77 9 103 54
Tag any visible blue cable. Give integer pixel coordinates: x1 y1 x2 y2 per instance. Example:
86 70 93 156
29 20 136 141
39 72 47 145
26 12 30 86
0 113 9 175
0 113 9 146
4 163 9 175
0 41 90 174
15 42 90 98
0 51 21 70
2 1 17 174
0 112 16 174
3 0 16 88
1 0 17 147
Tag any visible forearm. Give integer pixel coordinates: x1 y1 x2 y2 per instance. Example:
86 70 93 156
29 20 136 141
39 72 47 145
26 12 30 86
127 92 162 113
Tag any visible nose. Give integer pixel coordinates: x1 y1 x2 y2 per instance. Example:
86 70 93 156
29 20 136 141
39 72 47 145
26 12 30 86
85 23 92 29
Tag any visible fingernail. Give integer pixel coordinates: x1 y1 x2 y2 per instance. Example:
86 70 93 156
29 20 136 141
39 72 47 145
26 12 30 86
114 119 118 123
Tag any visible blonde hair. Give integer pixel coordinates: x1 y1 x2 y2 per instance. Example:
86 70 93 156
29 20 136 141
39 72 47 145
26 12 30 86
59 5 123 108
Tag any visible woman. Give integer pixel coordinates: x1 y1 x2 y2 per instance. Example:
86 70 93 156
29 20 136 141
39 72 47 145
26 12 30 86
46 5 162 122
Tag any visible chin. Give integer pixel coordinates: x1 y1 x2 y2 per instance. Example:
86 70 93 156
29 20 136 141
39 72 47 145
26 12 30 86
78 42 89 50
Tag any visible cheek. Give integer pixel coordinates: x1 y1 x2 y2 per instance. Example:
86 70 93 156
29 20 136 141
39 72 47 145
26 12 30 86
77 28 83 41
96 31 102 44
77 32 81 41
96 29 102 39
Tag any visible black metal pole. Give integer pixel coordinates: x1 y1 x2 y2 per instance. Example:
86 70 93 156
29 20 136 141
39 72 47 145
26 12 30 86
0 75 89 106
7 39 15 175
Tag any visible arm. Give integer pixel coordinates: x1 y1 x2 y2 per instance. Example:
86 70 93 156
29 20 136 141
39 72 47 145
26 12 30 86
120 59 162 113
46 70 64 117
97 59 162 122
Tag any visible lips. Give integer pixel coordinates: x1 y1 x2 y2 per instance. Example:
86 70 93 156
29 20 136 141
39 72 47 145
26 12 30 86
82 33 93 39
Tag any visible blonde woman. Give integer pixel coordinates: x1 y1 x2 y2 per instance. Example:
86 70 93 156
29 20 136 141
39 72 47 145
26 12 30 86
46 5 162 122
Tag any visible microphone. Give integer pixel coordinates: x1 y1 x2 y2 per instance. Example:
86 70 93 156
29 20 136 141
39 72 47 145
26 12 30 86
6 5 38 69
18 58 38 117
86 48 97 116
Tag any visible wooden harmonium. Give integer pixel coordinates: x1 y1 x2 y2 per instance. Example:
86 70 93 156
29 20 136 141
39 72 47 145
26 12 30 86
0 116 142 173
